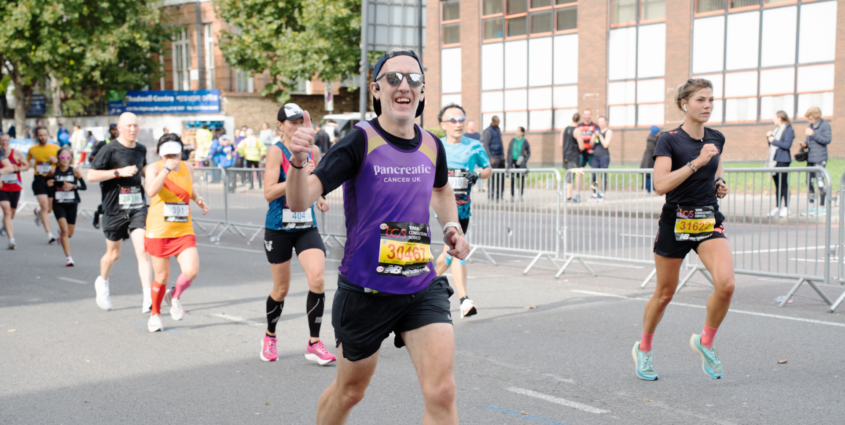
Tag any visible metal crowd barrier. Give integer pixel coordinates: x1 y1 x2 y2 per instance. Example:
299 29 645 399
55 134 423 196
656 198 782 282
832 172 845 312
558 167 843 311
463 168 562 274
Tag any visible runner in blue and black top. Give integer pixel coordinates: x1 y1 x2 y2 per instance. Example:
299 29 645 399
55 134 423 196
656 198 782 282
260 103 336 366
633 79 735 382
435 104 491 319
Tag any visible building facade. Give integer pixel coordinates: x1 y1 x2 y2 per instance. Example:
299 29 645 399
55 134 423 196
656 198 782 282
423 0 844 165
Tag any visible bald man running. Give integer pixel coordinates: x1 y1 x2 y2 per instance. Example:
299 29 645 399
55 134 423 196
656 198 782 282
87 112 154 312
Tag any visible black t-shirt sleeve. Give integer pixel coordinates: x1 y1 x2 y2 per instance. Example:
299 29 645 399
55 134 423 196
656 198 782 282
90 143 112 170
433 136 448 189
313 129 366 196
90 141 107 159
652 133 674 160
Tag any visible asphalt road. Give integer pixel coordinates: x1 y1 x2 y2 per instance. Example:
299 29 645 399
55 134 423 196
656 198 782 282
2 210 845 425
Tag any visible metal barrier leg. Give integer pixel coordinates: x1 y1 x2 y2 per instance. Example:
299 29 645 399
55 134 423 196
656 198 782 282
322 235 335 249
640 268 657 289
195 221 208 233
675 268 698 294
555 256 575 278
806 280 833 305
247 227 263 244
780 278 832 307
779 278 805 307
523 253 543 275
829 290 845 312
545 254 559 270
479 248 498 266
577 258 597 277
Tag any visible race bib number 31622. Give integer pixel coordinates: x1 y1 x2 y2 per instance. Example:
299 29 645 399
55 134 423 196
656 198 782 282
376 222 432 277
674 205 715 242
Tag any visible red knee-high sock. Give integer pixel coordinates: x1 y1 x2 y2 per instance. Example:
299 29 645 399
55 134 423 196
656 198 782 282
172 274 192 299
701 324 719 349
151 281 167 315
640 332 654 352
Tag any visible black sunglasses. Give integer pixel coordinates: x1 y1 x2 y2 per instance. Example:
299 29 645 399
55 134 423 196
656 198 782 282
375 72 425 88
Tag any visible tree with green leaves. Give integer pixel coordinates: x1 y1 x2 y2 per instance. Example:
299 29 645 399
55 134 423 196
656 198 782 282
217 0 363 103
0 0 169 134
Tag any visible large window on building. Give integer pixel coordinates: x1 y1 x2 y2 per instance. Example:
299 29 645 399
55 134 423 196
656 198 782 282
607 1 666 128
442 0 460 45
204 24 215 89
481 0 577 132
172 28 191 91
692 0 836 124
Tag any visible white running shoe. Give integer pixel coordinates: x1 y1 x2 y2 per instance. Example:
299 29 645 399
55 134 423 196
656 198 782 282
170 298 185 321
95 277 112 311
142 296 152 313
779 207 789 218
163 288 173 307
768 207 779 217
460 298 478 318
148 314 163 332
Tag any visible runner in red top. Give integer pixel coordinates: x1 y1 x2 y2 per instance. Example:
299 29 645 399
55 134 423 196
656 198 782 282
577 109 600 167
1 134 30 250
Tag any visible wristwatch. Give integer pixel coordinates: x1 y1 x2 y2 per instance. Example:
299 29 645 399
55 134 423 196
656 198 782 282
290 156 309 170
114 169 120 178
443 222 464 237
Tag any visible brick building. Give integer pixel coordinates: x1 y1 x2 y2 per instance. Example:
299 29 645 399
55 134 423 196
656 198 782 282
423 0 844 165
156 0 359 133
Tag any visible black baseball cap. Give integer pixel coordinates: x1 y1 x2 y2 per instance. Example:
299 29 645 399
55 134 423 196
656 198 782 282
109 123 117 129
277 103 304 122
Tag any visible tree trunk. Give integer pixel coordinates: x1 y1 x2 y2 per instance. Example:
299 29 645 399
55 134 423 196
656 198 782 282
12 64 33 139
50 73 62 117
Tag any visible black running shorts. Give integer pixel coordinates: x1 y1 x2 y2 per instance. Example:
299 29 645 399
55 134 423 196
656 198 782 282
0 191 20 209
332 275 454 362
102 207 147 241
263 227 326 264
32 177 56 197
52 202 78 225
653 205 727 259
459 217 470 234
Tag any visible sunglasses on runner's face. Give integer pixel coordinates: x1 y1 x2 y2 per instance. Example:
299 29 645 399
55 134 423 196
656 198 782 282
59 155 72 160
443 116 466 124
375 72 424 88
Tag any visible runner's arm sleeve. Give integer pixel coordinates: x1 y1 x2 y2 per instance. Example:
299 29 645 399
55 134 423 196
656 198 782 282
312 129 366 196
433 138 448 188
76 175 87 191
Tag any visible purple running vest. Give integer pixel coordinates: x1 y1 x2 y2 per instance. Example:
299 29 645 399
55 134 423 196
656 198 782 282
339 121 439 294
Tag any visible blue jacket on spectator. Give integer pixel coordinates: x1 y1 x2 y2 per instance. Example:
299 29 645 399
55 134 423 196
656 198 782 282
771 125 794 163
482 125 504 158
806 118 831 163
210 137 236 168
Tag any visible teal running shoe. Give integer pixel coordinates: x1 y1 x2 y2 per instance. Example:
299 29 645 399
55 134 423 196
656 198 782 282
690 334 723 379
632 341 658 381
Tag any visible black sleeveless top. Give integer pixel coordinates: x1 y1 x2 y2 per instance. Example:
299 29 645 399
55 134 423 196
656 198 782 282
593 130 610 157
562 126 580 162
53 166 81 204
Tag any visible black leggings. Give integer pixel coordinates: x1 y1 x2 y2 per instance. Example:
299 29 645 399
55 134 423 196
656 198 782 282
772 162 789 208
246 160 263 188
510 162 525 197
807 161 827 207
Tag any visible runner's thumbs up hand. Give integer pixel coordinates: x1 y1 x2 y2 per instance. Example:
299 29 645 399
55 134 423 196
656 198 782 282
290 111 315 164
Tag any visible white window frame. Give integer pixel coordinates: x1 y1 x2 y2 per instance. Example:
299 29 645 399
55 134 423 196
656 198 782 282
204 24 215 89
172 28 191 91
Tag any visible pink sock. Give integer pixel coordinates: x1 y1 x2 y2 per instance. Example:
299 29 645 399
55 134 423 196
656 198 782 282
701 324 719 349
639 332 654 352
172 274 193 299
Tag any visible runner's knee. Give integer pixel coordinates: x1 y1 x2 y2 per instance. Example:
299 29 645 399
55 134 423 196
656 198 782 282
714 276 735 300
655 289 674 307
309 274 325 293
336 383 368 410
421 377 456 410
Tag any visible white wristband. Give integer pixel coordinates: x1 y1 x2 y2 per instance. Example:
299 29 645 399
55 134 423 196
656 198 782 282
443 222 464 236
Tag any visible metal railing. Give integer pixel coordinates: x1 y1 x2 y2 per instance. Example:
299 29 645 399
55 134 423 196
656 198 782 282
831 172 845 312
558 167 843 311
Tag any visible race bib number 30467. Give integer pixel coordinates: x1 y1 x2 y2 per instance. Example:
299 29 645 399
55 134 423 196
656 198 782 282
376 222 432 277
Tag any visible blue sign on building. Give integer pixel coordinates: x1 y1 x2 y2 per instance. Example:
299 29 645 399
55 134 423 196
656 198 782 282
109 89 221 115
27 95 47 117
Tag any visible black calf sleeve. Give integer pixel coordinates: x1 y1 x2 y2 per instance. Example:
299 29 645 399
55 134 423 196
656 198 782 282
306 291 325 339
266 296 284 334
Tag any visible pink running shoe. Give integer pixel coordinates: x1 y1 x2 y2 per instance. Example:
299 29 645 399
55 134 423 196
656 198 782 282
305 340 337 366
260 335 278 362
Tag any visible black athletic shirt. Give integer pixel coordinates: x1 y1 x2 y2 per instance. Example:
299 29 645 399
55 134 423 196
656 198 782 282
593 129 610 157
653 126 725 206
52 166 84 204
562 126 579 162
313 118 449 196
90 141 148 215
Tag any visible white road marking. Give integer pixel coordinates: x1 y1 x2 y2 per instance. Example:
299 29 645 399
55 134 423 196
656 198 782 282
506 387 609 414
57 277 88 284
571 290 845 328
211 313 263 327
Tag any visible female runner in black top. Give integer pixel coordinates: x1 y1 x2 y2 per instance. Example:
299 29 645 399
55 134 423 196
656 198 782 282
48 147 86 266
632 78 734 381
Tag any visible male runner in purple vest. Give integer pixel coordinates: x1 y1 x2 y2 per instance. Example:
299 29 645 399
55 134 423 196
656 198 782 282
286 50 470 424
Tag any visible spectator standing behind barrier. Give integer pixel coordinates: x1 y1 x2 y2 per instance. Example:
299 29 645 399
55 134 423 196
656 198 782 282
238 128 267 190
590 116 612 201
211 135 237 193
464 121 480 141
259 122 274 146
577 109 599 168
314 123 331 153
560 112 584 202
482 115 506 201
765 111 794 217
640 126 660 193
194 124 214 167
70 125 86 161
507 126 531 202
800 106 831 217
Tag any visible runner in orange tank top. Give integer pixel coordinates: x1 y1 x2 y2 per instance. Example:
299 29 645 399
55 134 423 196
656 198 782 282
143 134 209 333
